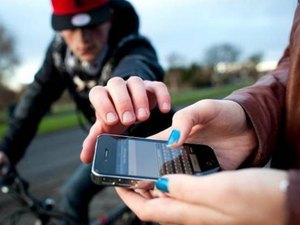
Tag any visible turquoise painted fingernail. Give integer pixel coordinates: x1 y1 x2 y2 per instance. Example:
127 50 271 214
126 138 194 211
155 178 169 193
167 129 180 146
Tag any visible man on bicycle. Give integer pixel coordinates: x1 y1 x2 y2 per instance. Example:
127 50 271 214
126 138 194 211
0 0 173 224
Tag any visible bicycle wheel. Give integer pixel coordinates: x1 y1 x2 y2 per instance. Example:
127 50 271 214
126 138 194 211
92 204 158 225
0 207 37 225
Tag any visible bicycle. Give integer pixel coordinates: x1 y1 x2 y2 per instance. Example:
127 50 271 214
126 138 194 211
0 164 76 225
0 164 155 225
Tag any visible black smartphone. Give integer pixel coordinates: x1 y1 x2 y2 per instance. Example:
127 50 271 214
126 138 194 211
91 134 220 189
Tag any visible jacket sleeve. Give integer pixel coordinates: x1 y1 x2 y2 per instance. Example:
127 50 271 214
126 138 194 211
109 34 164 82
0 40 66 164
225 48 290 167
225 4 300 224
286 170 300 224
225 43 300 225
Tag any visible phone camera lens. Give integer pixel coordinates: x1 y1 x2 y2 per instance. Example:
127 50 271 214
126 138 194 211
206 160 214 167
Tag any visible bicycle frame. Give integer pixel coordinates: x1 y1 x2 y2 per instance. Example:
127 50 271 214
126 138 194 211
0 165 151 225
0 165 75 225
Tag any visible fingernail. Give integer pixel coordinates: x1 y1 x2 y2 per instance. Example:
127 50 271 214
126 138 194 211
162 102 171 111
155 178 169 193
137 108 149 118
106 112 117 123
167 129 180 146
123 111 134 123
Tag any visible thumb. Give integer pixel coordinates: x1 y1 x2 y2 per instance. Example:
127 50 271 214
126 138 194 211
168 104 204 147
80 122 102 163
0 151 10 164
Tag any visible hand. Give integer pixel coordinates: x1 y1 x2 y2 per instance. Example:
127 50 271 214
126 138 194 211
81 77 171 163
116 168 288 225
0 151 10 176
150 99 258 169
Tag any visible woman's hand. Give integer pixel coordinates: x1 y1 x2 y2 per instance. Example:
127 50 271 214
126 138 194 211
81 77 171 163
150 99 258 169
116 168 288 225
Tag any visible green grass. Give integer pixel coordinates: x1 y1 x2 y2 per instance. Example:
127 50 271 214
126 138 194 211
36 113 79 135
0 82 251 138
0 124 7 137
0 112 79 138
171 82 250 106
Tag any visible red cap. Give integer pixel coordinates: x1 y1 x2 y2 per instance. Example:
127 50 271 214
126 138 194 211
51 0 109 15
51 0 111 31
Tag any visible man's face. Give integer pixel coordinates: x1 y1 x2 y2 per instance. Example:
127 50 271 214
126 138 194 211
60 21 111 62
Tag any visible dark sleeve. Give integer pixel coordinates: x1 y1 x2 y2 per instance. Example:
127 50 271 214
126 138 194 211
0 41 66 164
286 170 300 225
110 35 164 82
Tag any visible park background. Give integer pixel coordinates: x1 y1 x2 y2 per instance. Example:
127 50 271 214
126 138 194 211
0 1 297 223
0 0 297 134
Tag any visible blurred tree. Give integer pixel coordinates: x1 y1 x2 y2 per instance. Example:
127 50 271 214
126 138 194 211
205 43 240 67
164 52 187 93
247 52 263 65
0 22 19 111
181 63 199 82
244 52 264 80
0 83 18 112
0 23 19 82
166 52 186 69
181 63 212 88
204 43 241 86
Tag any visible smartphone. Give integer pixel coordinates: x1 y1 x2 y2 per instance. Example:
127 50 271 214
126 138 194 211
91 134 220 189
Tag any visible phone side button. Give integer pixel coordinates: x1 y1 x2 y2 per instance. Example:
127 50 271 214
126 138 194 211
116 179 133 188
117 183 131 188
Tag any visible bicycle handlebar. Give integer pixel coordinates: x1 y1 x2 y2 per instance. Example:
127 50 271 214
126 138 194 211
0 163 28 188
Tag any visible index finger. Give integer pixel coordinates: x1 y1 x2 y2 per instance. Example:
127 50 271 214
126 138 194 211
143 81 171 113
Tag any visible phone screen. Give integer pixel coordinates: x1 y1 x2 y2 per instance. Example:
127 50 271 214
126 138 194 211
93 134 220 180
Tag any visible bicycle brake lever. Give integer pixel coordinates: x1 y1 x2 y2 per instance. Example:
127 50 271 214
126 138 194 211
0 163 29 194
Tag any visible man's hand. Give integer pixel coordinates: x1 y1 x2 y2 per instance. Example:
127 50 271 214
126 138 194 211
0 151 10 176
81 77 171 163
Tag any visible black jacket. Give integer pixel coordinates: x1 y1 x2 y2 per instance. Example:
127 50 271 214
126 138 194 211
1 0 172 164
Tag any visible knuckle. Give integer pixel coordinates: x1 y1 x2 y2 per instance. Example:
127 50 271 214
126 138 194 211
106 77 124 87
89 86 104 101
172 110 185 121
89 86 101 95
152 80 165 87
127 76 143 83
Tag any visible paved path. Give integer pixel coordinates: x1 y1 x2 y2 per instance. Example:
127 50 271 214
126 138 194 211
0 127 122 223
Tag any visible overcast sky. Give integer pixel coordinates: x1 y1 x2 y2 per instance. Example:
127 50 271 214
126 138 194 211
0 0 297 89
